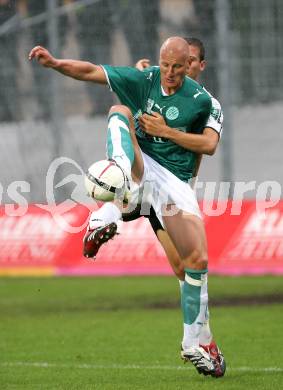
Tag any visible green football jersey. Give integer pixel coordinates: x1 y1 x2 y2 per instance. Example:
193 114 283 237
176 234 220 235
103 65 212 182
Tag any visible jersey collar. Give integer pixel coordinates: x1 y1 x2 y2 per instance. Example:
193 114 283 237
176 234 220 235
161 85 169 96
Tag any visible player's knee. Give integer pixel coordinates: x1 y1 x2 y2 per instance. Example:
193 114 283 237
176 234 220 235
109 105 135 130
109 105 131 118
194 258 208 270
185 249 208 271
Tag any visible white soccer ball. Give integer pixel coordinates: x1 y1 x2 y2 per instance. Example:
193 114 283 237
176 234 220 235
84 160 129 202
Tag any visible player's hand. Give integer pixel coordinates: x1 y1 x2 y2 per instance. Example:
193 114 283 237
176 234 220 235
139 112 169 137
28 46 57 68
135 58 151 71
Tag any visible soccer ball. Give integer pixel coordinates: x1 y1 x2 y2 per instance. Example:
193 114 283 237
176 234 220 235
84 159 129 202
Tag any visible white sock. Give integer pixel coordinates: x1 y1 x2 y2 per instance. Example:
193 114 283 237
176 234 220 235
178 280 184 292
89 202 122 230
199 318 213 346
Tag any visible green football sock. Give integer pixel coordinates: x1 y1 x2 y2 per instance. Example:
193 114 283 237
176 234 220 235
181 268 208 348
107 112 134 178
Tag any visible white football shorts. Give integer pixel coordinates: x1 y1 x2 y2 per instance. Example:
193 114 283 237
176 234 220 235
136 151 202 226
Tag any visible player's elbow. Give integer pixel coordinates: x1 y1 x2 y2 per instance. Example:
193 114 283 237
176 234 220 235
82 63 103 82
201 130 219 155
202 139 218 155
203 143 217 156
205 145 217 155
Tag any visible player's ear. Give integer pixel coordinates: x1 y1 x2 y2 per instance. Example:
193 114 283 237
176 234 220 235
200 60 206 72
186 58 192 73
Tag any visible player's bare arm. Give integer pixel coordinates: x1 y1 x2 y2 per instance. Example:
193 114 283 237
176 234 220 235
139 111 219 155
28 46 107 83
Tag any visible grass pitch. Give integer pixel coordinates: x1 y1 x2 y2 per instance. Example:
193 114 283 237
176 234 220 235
0 275 283 389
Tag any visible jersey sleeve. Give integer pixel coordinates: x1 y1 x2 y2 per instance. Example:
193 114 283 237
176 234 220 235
191 94 212 134
205 96 224 137
102 65 149 110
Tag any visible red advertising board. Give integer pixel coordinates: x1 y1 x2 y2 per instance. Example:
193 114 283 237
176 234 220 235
0 201 283 276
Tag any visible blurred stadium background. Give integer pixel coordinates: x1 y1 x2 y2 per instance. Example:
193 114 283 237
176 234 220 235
1 2 283 388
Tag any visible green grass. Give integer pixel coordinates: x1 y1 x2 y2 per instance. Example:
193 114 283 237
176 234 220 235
0 276 283 389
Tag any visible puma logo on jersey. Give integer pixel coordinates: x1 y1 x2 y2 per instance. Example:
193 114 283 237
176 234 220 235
154 103 166 113
146 72 153 81
193 89 203 99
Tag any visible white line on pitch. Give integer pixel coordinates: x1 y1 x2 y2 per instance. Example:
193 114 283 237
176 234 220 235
0 362 283 372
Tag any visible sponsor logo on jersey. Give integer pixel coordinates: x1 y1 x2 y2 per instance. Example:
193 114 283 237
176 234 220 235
165 106 179 120
146 99 155 113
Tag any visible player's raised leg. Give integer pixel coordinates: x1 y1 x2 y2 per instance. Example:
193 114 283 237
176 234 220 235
84 104 144 258
105 104 145 187
106 105 135 179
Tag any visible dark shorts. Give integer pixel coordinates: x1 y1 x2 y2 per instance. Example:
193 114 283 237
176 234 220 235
122 204 164 235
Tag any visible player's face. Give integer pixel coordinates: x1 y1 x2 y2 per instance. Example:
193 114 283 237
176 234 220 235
187 45 206 81
159 50 188 93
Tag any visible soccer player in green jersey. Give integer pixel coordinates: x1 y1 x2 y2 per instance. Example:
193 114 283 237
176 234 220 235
84 37 225 377
29 36 223 377
130 37 225 375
